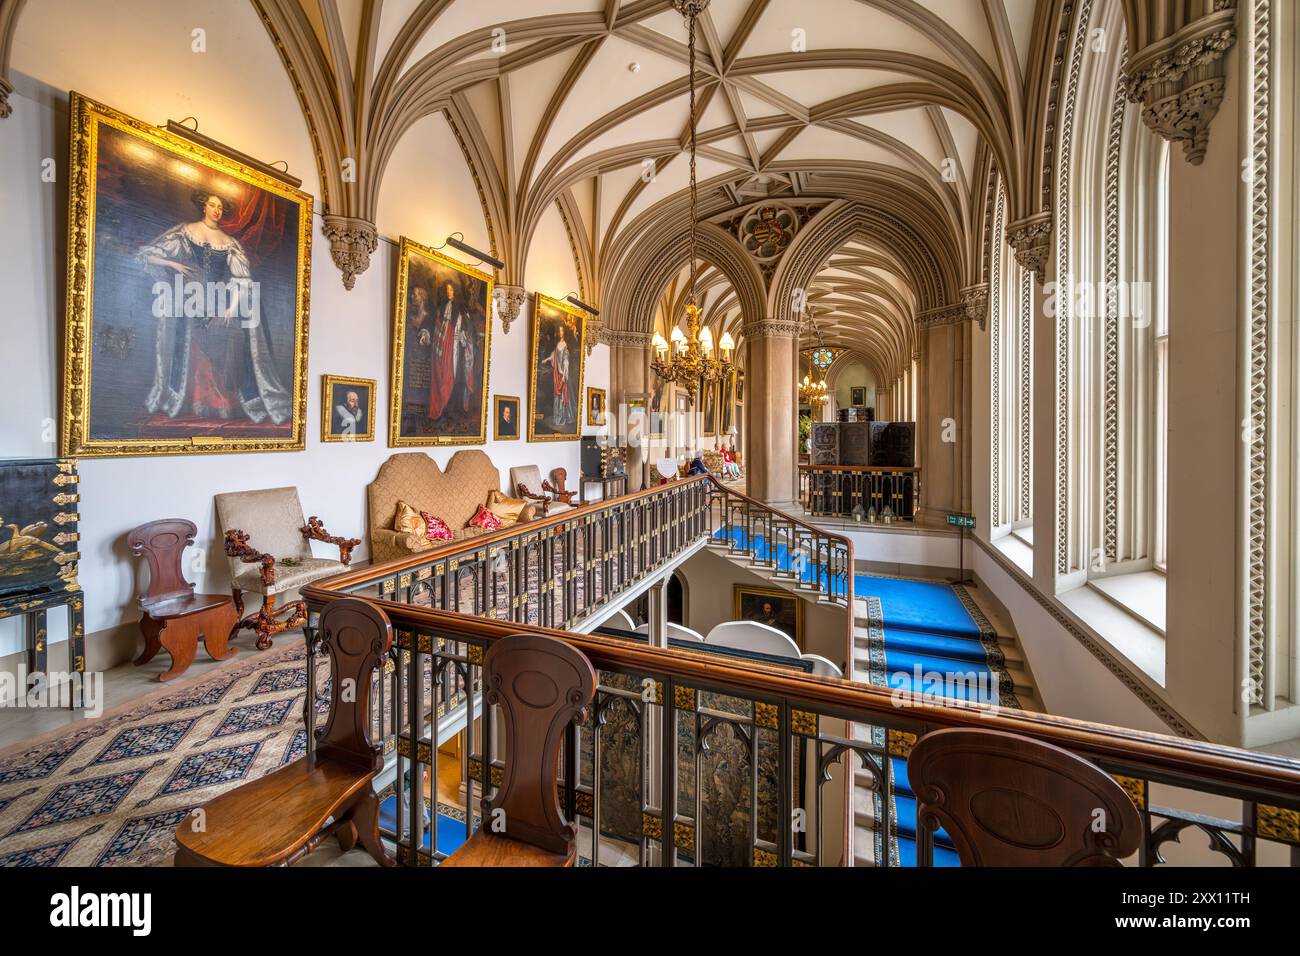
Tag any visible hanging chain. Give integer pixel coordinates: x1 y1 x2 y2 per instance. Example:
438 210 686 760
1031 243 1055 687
686 9 699 310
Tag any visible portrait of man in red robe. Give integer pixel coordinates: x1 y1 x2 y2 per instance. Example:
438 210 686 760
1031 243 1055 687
393 242 491 445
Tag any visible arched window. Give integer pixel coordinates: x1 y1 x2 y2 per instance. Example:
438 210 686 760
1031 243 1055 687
990 178 1033 539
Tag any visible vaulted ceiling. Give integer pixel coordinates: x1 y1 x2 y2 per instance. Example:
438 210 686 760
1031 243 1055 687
255 0 1048 383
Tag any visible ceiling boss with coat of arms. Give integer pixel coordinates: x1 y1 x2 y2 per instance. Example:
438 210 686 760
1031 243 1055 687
738 204 799 261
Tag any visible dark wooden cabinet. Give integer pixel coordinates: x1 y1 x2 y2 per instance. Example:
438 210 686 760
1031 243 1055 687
0 459 85 694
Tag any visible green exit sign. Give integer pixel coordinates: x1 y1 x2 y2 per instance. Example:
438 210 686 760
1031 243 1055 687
946 513 976 529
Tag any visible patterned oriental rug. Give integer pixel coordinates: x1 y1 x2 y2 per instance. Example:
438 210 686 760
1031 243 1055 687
0 643 324 867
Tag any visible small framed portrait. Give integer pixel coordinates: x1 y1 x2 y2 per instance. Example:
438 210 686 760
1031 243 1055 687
735 371 745 404
586 386 607 427
851 386 867 407
734 584 803 649
626 396 648 445
321 375 375 442
494 395 520 441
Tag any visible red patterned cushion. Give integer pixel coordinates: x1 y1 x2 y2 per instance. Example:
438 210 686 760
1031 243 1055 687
467 505 503 532
419 511 453 542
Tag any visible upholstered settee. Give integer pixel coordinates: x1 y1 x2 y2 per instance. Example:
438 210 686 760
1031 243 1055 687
368 451 538 563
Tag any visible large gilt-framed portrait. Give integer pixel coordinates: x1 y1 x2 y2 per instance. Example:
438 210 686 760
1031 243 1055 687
528 294 587 441
389 237 493 446
321 375 375 443
720 368 736 434
61 93 313 458
702 377 719 436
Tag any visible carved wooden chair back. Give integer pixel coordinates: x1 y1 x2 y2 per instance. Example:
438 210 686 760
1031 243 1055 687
128 519 198 611
483 634 596 855
907 728 1142 866
314 598 393 772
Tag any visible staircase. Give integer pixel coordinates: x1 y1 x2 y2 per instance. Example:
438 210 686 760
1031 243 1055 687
849 576 1041 866
705 491 1044 866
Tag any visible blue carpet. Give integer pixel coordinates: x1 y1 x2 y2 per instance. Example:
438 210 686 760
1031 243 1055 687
378 795 475 856
713 526 1020 867
852 578 1020 867
713 526 846 596
854 574 982 638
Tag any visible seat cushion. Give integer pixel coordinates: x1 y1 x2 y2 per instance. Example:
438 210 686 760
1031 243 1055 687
234 557 346 596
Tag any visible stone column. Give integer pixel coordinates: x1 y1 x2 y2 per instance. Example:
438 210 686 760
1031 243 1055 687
605 330 653 491
647 579 669 649
915 304 966 525
743 318 802 507
1162 36 1244 743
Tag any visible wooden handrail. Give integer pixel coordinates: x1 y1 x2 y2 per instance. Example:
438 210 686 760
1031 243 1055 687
297 587 1300 804
324 473 713 592
326 473 854 595
712 474 858 547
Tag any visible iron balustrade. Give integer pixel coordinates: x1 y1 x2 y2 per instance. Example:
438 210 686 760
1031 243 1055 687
301 477 1300 867
800 464 919 522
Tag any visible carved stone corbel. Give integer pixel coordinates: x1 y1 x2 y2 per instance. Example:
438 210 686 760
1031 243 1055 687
1007 213 1053 281
585 317 603 356
1119 7 1238 166
493 285 526 336
960 283 990 331
917 303 967 329
321 214 378 291
0 76 12 120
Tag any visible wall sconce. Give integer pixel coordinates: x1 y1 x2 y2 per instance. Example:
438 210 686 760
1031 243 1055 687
443 233 505 271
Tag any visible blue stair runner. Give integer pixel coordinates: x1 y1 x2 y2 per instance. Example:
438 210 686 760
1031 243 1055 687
711 524 1017 866
855 573 1018 867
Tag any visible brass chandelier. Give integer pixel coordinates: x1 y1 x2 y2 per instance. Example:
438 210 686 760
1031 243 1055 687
651 0 734 401
800 372 829 408
799 306 829 407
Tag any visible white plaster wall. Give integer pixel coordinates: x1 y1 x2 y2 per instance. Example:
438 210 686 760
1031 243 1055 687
0 0 607 658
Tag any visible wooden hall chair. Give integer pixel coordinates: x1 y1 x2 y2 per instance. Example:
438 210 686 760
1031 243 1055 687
173 598 395 867
440 633 596 867
129 519 239 682
907 728 1142 866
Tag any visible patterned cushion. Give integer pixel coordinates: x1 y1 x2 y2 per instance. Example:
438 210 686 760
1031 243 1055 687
486 490 528 525
419 512 453 542
393 500 425 535
467 505 502 532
